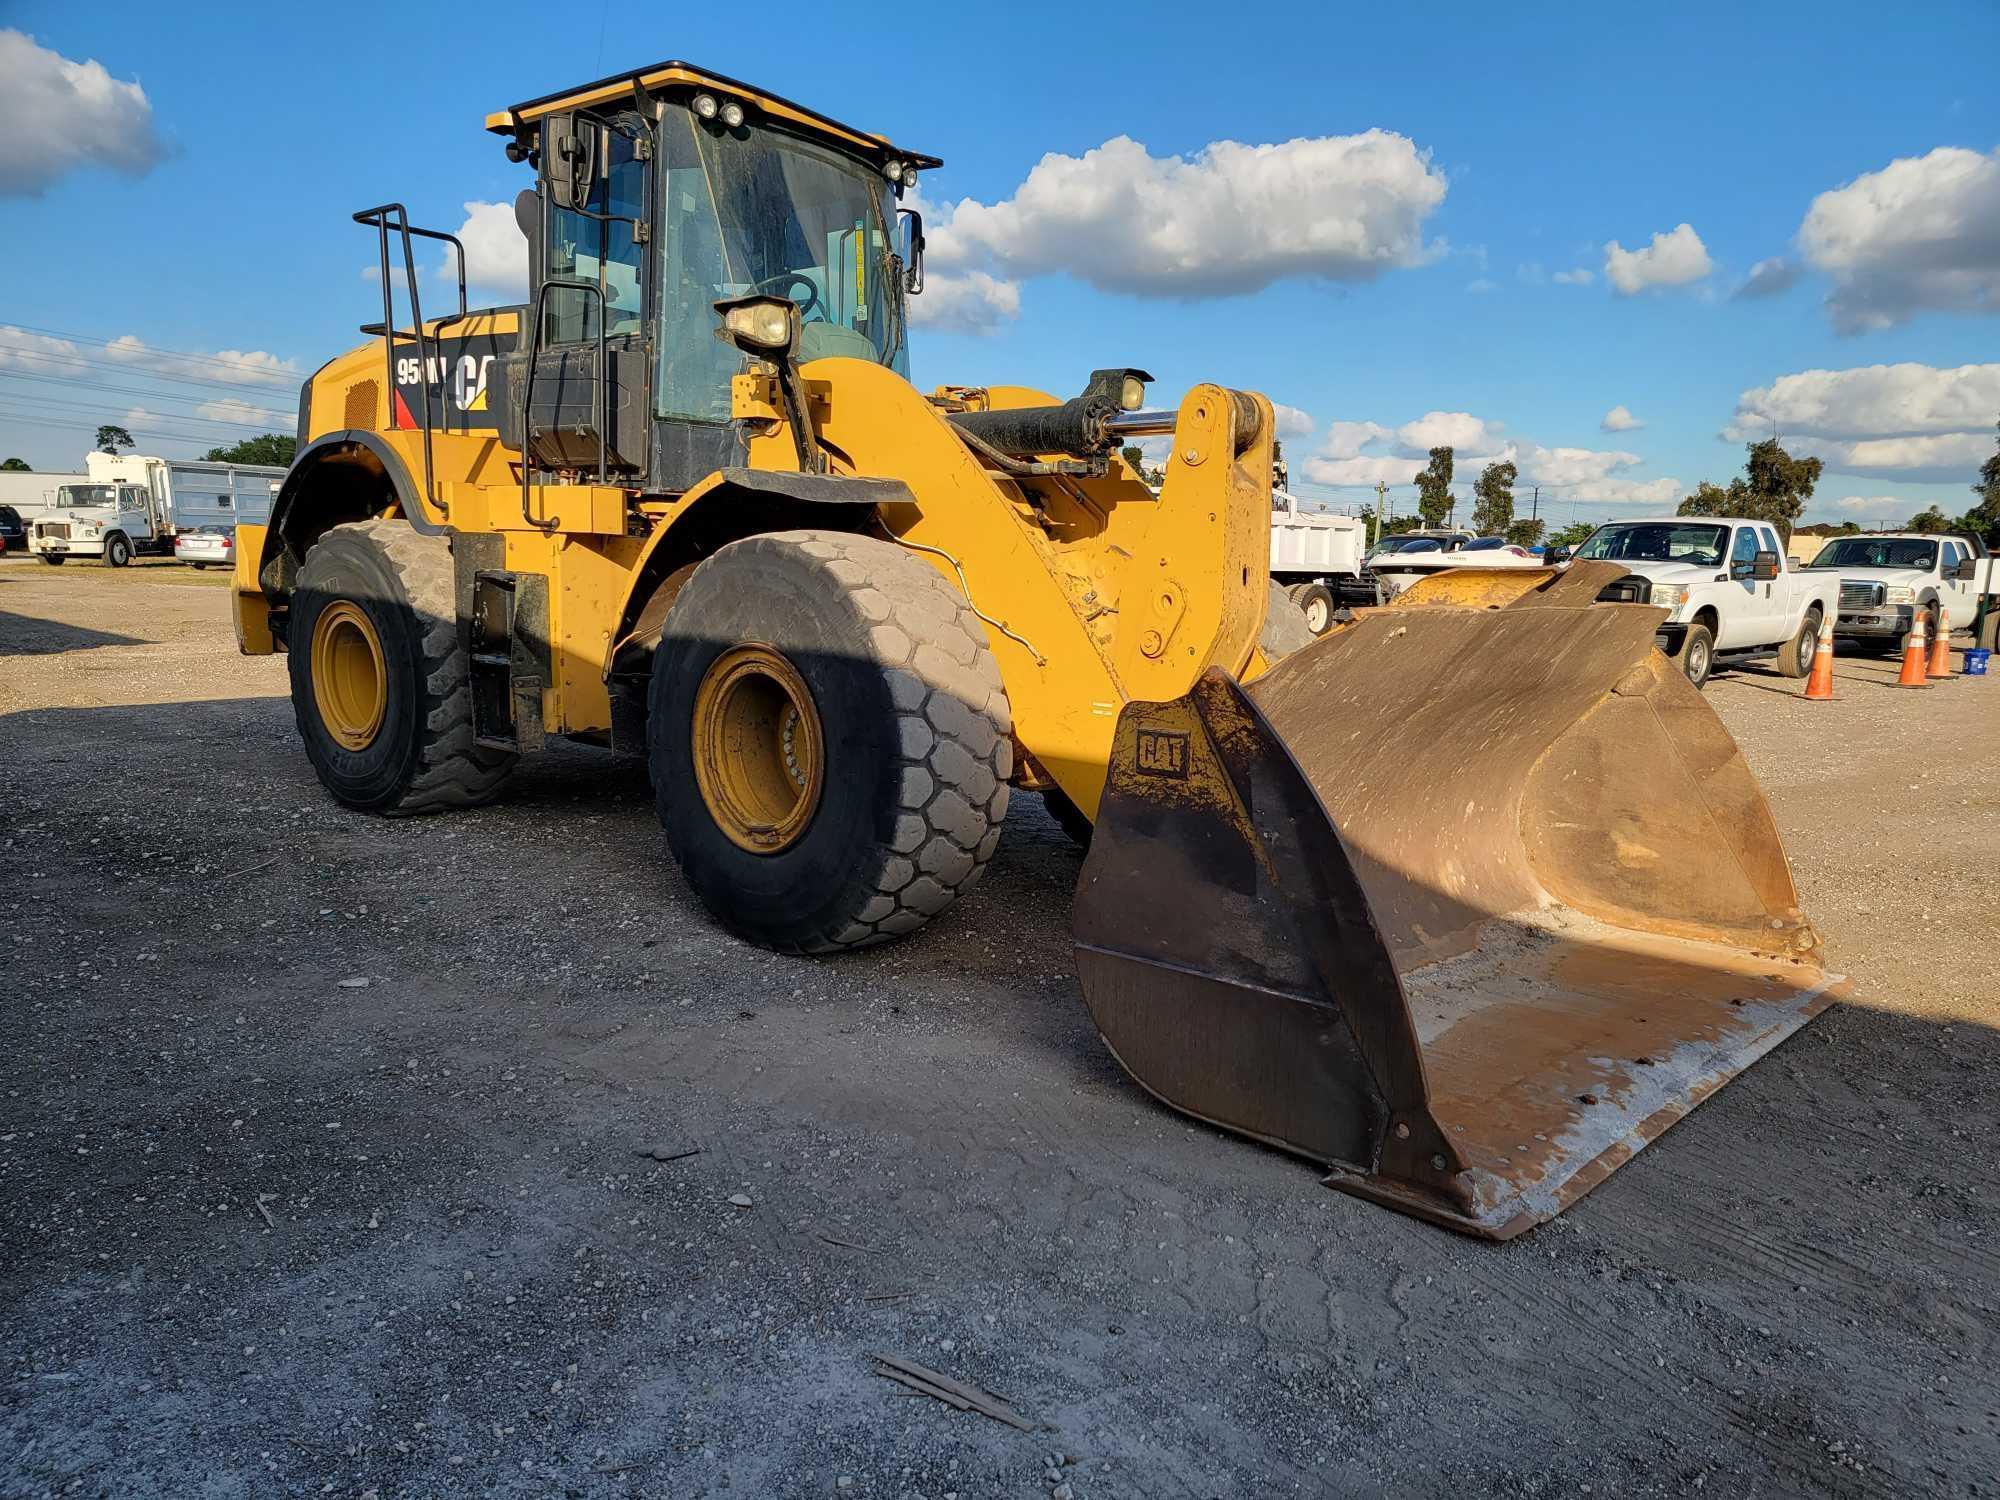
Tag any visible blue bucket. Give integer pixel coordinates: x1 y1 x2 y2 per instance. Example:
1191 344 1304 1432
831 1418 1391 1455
1966 648 1991 677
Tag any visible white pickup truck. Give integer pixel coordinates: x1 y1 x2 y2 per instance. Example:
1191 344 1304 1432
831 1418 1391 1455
1802 531 2000 653
1560 516 1841 688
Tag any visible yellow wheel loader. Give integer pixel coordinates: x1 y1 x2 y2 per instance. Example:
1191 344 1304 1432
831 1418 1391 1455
236 60 1838 1239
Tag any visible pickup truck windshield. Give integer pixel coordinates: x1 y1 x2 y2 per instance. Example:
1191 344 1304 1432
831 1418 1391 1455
1807 538 1938 569
1576 523 1728 568
55 485 120 508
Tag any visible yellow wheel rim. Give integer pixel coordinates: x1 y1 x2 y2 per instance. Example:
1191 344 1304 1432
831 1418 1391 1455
691 645 825 854
311 600 388 752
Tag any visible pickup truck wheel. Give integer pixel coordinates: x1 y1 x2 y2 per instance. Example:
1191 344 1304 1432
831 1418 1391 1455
40 554 65 566
103 534 132 568
1777 609 1822 678
1679 622 1716 689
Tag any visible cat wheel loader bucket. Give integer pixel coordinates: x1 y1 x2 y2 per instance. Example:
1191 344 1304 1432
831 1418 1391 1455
1073 562 1841 1240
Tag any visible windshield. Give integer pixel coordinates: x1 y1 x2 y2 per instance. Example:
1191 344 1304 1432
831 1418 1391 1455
56 485 122 508
1807 537 1938 569
656 111 907 423
1464 537 1506 550
1577 522 1729 568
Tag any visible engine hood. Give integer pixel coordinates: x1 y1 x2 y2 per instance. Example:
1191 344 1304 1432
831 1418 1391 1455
1588 559 1717 586
1814 565 1929 584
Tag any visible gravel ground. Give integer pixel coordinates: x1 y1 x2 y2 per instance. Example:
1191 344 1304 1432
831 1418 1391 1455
2 556 1996 1499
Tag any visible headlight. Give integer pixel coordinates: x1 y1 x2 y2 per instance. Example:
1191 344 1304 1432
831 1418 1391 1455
715 295 799 356
1885 585 1915 604
1650 583 1687 610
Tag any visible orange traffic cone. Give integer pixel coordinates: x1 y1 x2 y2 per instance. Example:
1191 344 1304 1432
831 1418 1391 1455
1804 626 1836 700
1928 607 1955 679
1896 610 1932 688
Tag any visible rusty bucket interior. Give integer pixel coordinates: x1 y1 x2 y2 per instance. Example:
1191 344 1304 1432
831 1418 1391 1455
1072 564 1840 1239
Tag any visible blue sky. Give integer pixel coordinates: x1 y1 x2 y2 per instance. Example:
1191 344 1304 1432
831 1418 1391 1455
2 1 1995 531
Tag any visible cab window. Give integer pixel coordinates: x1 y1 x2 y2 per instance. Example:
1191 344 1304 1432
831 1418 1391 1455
1759 527 1782 566
1941 540 1962 573
1730 527 1760 575
545 123 646 345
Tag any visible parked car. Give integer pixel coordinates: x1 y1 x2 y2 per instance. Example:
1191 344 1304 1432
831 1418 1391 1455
0 504 25 554
1566 516 1840 688
1365 531 1539 596
1803 531 2000 654
174 524 237 570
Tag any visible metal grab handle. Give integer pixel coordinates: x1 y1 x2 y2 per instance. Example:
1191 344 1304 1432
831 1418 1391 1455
518 277 609 532
352 204 469 517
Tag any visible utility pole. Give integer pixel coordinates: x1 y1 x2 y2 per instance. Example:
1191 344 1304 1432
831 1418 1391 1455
1531 486 1540 523
1374 480 1388 545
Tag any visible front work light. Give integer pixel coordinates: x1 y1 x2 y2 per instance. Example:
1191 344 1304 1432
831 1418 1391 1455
692 93 719 120
1119 374 1147 411
719 101 745 128
715 295 800 357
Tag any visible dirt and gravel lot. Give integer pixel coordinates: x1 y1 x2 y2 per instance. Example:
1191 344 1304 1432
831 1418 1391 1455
3 556 1995 1499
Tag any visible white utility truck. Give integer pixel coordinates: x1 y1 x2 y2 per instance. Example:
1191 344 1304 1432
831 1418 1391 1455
27 452 284 566
1803 531 2000 653
1269 490 1371 632
1562 516 1841 689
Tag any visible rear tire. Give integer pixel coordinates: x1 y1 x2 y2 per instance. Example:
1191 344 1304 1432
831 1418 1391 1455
1680 621 1716 689
103 534 132 568
40 554 65 566
1777 608 1822 678
1290 582 1336 637
289 519 515 815
650 530 1012 954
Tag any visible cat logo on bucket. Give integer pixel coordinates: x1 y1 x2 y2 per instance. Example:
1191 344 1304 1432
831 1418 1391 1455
1135 728 1190 779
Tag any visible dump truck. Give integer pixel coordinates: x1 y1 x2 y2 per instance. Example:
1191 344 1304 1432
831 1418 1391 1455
235 60 1838 1239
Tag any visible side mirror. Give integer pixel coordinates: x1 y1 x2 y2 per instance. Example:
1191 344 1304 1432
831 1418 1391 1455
1955 557 1979 581
898 208 925 294
1544 547 1572 566
540 113 596 212
1752 550 1781 581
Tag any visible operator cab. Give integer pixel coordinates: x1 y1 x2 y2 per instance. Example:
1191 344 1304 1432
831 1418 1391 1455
477 62 937 494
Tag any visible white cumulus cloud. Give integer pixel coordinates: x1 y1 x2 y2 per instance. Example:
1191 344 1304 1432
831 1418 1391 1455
1603 223 1713 295
1833 495 1904 514
1723 361 2000 480
196 397 289 426
0 325 89 376
908 269 1020 335
1799 145 2000 333
0 29 167 197
1300 409 1675 505
1734 257 1802 300
1271 403 1315 439
1552 267 1595 286
1601 405 1644 432
928 130 1447 301
450 199 529 298
104 335 295 387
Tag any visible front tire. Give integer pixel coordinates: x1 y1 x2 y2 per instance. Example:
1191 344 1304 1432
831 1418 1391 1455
1680 621 1716 689
650 530 1012 954
1777 608 1822 678
102 534 132 568
40 554 65 566
289 519 515 815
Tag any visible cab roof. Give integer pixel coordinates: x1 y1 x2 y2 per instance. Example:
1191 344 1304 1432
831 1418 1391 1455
485 60 942 173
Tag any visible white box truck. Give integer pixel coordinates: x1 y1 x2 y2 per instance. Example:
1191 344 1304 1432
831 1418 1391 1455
26 452 285 567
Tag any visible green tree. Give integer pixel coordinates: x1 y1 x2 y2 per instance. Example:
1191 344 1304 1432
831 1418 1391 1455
1966 419 2000 544
0 456 29 472
1470 460 1517 535
1413 446 1454 528
1906 505 1953 533
1505 516 1545 547
95 424 134 456
1120 444 1147 474
1549 520 1598 548
1676 439 1822 542
203 433 296 466
1383 513 1426 536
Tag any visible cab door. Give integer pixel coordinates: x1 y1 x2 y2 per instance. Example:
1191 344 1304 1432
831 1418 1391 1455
1721 526 1766 646
1938 539 1974 625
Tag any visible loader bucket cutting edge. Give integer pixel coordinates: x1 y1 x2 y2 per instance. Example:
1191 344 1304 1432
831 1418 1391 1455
1071 565 1843 1240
